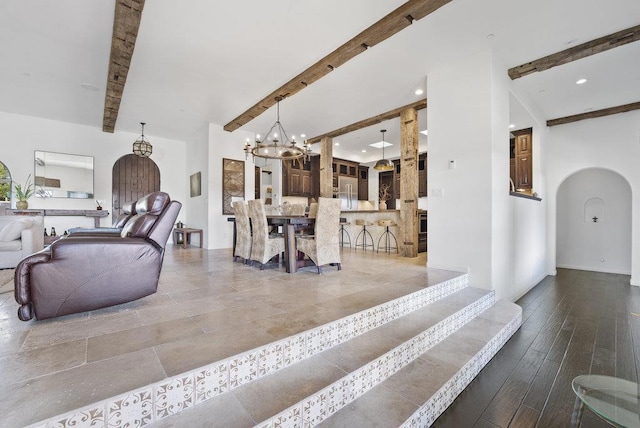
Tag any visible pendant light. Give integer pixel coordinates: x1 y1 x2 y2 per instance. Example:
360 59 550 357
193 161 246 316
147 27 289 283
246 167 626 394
373 129 393 171
132 122 153 157
243 96 311 161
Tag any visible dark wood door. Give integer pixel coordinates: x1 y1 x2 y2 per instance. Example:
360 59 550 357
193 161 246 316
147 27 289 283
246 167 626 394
112 154 160 222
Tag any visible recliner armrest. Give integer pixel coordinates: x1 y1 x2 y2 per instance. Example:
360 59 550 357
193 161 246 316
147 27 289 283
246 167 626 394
15 249 51 321
67 227 122 237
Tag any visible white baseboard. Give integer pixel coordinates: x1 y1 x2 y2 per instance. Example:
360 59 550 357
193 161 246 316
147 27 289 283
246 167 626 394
556 264 631 276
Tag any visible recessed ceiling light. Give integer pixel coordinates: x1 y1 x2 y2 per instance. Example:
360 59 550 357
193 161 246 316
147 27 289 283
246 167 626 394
420 130 428 136
300 134 306 138
509 124 515 129
361 150 367 153
415 88 424 95
334 142 340 146
369 141 392 149
576 78 587 85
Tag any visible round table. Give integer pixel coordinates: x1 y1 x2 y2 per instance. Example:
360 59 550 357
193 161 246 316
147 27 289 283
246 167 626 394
572 374 640 427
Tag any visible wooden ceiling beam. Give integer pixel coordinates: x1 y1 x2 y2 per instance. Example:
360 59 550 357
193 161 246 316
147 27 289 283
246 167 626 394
224 0 451 132
306 99 427 144
546 101 640 127
509 24 640 80
102 0 145 133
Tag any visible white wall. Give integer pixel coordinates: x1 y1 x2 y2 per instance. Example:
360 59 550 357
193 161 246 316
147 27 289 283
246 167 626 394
427 50 497 289
546 112 640 285
556 169 632 274
502 94 549 302
0 111 187 234
427 50 549 301
207 124 254 249
184 124 210 246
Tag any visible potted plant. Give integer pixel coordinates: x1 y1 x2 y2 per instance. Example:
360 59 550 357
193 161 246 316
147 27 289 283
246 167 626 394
379 183 391 210
14 174 34 210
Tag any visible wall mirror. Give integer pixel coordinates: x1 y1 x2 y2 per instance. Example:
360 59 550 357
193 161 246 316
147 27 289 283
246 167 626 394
34 151 94 198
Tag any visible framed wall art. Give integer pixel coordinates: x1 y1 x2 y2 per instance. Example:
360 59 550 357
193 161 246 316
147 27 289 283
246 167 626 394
222 158 244 214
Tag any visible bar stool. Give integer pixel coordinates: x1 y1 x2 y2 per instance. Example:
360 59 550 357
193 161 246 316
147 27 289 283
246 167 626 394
354 219 374 251
338 217 351 248
377 219 398 254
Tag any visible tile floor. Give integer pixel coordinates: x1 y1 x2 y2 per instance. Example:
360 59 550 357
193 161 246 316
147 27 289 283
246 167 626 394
0 246 464 427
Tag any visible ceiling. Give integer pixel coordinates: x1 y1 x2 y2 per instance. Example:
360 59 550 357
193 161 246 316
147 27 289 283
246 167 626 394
1 0 639 163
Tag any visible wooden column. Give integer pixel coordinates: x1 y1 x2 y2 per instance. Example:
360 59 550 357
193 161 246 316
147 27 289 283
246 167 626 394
319 136 333 198
399 107 419 257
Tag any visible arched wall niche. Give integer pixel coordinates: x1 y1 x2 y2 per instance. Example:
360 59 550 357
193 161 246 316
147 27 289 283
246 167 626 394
556 167 631 275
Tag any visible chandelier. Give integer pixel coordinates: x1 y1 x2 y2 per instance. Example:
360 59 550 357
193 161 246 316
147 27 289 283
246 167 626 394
244 97 311 161
373 129 393 171
132 122 153 157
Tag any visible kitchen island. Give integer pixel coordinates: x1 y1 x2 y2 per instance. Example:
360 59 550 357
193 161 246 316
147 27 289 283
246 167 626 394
340 210 401 251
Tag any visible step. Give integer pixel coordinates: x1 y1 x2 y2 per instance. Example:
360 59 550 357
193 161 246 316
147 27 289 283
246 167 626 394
148 286 496 427
27 274 472 427
319 299 522 427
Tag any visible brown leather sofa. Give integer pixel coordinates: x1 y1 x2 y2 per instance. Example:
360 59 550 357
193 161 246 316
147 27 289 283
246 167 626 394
14 192 181 321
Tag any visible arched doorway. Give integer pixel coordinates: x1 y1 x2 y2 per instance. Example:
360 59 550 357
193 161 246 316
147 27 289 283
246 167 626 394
112 154 160 222
556 168 631 274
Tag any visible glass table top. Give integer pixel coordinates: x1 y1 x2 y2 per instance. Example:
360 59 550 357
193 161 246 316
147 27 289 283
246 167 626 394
572 375 640 428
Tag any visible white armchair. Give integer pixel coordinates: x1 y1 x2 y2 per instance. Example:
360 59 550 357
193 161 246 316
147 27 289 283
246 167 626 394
0 216 44 269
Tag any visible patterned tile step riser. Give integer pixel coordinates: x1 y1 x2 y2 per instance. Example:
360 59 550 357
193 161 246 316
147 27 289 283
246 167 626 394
401 312 523 428
256 290 496 427
29 275 470 428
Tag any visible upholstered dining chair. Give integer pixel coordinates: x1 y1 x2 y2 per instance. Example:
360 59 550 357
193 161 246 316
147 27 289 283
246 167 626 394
296 197 342 274
247 199 285 269
232 200 251 264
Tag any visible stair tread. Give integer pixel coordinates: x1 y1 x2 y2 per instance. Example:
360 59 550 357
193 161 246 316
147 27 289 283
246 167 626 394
319 300 522 427
151 286 493 427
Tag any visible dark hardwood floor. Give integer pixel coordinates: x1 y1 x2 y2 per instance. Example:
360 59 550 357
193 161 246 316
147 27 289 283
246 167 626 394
433 268 640 428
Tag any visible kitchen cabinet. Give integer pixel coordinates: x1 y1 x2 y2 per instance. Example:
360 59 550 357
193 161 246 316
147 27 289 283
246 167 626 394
515 131 532 155
515 154 532 189
393 160 401 200
418 153 427 198
418 211 427 253
511 128 533 190
358 166 369 201
333 159 358 178
391 152 427 199
282 157 317 197
378 171 395 209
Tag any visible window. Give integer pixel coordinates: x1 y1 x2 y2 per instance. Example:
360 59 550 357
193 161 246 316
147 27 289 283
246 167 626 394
0 161 11 202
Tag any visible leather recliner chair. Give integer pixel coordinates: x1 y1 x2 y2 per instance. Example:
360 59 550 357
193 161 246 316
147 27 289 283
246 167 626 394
14 192 182 321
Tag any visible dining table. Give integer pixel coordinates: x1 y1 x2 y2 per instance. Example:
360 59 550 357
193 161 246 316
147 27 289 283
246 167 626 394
228 215 315 273
267 215 315 273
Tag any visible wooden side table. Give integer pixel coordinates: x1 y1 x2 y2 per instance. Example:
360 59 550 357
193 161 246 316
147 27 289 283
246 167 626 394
173 227 203 249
